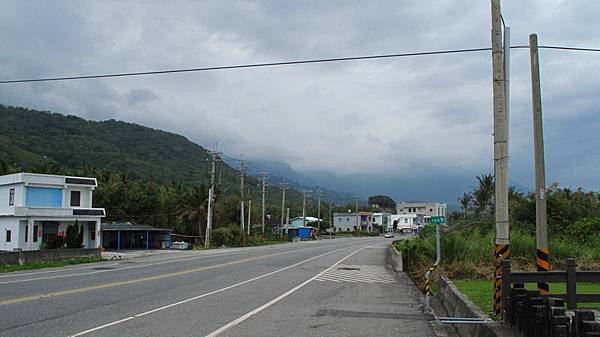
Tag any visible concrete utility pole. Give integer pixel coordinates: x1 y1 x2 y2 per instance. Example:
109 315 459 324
530 33 550 294
260 171 268 234
286 207 290 233
279 181 289 238
205 143 222 247
239 159 246 246
491 0 510 317
302 190 312 227
315 187 323 236
329 203 332 239
354 196 360 232
247 199 252 236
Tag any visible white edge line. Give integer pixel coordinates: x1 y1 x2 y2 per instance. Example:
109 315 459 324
68 245 351 337
203 244 371 337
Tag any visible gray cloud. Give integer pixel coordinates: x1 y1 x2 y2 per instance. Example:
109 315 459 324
0 0 599 201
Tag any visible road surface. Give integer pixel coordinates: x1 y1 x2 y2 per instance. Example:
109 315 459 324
0 237 436 337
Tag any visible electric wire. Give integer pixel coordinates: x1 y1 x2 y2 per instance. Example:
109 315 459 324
0 45 597 84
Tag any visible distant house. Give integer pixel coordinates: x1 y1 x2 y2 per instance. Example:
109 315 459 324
0 173 105 251
332 212 374 233
390 214 423 234
284 217 320 240
396 201 447 224
288 216 320 229
373 212 391 231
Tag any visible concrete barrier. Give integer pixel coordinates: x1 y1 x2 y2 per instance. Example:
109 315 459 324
0 248 101 265
437 277 519 337
387 243 403 272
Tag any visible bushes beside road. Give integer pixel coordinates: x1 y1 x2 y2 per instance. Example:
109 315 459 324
396 217 600 282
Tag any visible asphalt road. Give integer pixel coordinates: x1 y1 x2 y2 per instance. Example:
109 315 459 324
0 237 436 337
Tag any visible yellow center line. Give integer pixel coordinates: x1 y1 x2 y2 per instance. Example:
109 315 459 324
0 250 289 306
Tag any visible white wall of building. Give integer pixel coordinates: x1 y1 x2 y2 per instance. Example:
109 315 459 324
0 217 20 251
0 184 25 215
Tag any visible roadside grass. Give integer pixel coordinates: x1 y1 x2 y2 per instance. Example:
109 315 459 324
454 279 600 317
0 256 102 273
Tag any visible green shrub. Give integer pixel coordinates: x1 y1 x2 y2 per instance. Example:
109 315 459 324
564 217 600 244
212 227 234 247
65 222 83 248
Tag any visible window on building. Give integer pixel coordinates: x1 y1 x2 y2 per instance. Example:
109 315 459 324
5 230 11 242
405 219 408 223
70 191 81 207
33 225 38 242
9 188 15 206
25 225 28 242
430 208 433 212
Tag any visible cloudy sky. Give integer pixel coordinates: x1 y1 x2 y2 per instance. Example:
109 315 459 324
1 1 599 202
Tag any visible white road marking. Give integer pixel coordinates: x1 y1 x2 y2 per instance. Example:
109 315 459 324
203 244 371 337
68 245 352 337
0 243 328 284
315 264 396 284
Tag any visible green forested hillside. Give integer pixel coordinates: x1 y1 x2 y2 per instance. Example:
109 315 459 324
0 105 218 183
0 105 333 238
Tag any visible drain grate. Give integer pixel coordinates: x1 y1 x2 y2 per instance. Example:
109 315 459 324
337 267 360 271
93 267 116 270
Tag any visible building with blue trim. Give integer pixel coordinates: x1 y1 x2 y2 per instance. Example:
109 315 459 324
0 173 105 251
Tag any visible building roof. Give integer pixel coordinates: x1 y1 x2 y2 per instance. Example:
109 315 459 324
0 172 97 187
289 216 321 222
332 212 373 217
101 222 173 232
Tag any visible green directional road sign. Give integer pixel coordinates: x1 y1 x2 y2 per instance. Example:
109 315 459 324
431 216 445 224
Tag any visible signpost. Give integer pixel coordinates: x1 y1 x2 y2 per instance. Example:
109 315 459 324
424 215 445 311
431 216 445 225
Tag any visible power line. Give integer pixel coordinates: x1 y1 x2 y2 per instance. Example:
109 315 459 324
0 45 597 85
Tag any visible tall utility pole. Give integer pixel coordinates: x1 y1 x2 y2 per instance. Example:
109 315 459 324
260 171 268 234
205 143 222 248
279 181 289 238
315 187 323 236
239 159 246 246
491 0 510 318
329 203 332 239
286 207 290 232
247 199 252 236
354 196 360 232
530 33 549 294
302 190 312 227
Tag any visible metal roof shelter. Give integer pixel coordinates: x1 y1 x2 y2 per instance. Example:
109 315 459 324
101 222 172 250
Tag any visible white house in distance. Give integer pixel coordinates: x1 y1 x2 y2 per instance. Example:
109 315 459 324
332 211 374 233
390 214 422 233
396 201 447 224
373 212 391 232
0 173 105 251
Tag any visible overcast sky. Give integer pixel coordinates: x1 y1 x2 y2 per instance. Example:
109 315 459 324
1 0 599 200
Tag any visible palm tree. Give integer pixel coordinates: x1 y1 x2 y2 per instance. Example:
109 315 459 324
473 174 494 216
180 185 208 245
457 192 473 218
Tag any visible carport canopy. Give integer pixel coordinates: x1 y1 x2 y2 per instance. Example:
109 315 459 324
101 222 173 250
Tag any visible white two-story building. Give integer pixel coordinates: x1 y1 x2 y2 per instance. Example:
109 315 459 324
0 173 105 251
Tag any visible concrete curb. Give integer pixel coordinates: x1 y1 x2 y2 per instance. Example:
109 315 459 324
387 242 403 272
437 277 520 337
